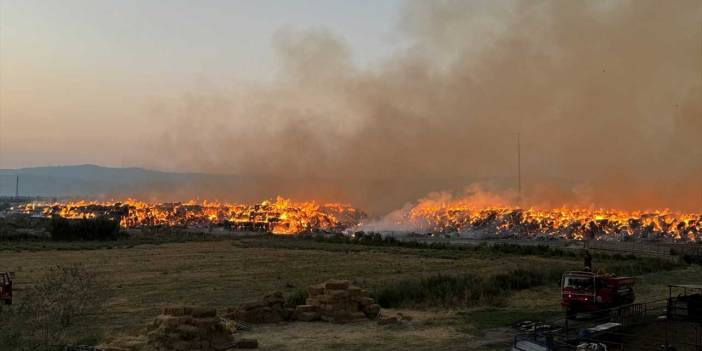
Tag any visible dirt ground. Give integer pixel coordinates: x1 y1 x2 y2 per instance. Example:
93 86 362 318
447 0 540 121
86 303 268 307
0 237 698 350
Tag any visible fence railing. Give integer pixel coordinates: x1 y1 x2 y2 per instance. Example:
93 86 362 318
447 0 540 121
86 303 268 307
512 297 701 350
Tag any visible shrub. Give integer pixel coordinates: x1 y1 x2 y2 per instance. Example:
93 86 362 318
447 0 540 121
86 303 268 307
285 288 308 307
0 265 111 350
682 254 702 265
50 217 121 241
375 273 483 308
374 267 568 308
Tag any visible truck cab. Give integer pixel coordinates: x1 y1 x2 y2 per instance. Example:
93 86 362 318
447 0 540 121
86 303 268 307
561 271 634 315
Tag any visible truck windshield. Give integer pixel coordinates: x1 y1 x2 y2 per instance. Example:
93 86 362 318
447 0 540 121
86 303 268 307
564 276 594 293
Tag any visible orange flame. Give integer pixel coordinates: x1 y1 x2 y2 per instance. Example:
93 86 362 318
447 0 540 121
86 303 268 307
396 199 702 241
15 197 364 235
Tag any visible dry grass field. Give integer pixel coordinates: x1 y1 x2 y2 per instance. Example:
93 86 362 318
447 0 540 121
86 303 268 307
0 236 698 350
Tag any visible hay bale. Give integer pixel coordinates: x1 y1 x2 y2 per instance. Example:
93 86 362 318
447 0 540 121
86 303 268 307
146 306 234 351
240 302 266 311
295 304 318 313
151 315 193 330
263 291 285 307
231 305 283 324
295 311 320 322
305 297 320 306
191 307 217 318
320 302 348 312
326 289 350 301
162 306 187 316
176 324 199 340
307 284 325 296
316 295 332 304
347 286 362 297
298 280 381 323
324 279 350 290
190 317 219 330
353 297 375 306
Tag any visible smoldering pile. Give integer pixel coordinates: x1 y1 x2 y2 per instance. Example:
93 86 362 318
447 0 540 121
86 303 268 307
361 206 702 242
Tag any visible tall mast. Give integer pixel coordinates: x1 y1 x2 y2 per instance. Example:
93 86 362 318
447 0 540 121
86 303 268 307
517 133 521 201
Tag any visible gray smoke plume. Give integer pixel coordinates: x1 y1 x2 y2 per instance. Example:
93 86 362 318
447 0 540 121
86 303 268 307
149 0 702 214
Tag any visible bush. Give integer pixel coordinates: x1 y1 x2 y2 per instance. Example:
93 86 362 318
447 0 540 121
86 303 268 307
50 217 121 241
375 273 483 308
0 265 111 350
682 254 702 265
285 288 308 307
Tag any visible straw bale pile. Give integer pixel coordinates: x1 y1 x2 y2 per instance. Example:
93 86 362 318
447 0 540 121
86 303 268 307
145 306 234 351
223 291 289 324
294 279 381 323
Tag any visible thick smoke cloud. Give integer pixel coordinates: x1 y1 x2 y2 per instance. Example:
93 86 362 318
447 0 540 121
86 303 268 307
152 0 702 214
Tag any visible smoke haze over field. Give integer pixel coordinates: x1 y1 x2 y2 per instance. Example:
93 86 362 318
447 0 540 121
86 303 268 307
152 0 702 213
1 0 700 214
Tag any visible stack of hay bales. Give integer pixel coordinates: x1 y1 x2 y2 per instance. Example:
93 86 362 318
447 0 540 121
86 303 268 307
145 306 233 351
295 279 381 323
224 291 288 324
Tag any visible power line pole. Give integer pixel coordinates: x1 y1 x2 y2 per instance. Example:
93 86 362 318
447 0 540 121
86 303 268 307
15 176 19 199
517 133 522 202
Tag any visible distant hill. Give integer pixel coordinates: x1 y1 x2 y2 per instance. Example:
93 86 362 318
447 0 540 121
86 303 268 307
0 164 580 214
0 165 360 207
0 164 211 199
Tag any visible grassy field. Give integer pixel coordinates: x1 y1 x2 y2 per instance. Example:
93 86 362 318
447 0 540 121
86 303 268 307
0 235 698 350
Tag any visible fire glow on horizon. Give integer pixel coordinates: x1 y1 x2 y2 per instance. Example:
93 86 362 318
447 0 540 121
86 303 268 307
8 196 702 241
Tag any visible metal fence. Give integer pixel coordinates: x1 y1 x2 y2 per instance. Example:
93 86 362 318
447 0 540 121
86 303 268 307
511 297 701 351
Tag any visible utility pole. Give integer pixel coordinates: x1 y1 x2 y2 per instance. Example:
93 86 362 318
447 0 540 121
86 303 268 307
15 176 19 199
517 133 522 202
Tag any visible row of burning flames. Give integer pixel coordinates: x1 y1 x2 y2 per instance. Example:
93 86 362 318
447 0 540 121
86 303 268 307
6 198 702 240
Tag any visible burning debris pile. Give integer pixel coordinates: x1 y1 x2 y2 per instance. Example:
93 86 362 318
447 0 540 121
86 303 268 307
4 195 701 241
8 198 365 235
392 203 702 241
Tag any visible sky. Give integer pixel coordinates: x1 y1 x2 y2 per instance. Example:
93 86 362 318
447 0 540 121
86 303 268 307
0 0 700 211
0 0 405 169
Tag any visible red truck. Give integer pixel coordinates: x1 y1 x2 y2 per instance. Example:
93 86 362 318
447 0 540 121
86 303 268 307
1 272 12 305
561 271 635 315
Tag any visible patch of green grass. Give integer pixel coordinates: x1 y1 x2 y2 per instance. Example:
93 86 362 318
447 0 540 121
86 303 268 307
247 234 689 266
285 288 308 307
373 266 575 308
